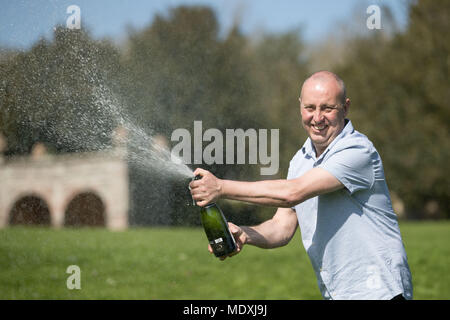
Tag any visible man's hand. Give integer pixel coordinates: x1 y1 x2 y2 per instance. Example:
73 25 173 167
208 222 247 261
189 168 223 207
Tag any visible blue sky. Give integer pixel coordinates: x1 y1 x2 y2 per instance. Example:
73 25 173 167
0 0 410 49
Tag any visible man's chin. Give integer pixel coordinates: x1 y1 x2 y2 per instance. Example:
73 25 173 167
310 135 330 148
310 132 327 142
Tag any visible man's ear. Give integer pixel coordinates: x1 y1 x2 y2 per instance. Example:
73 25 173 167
343 98 350 117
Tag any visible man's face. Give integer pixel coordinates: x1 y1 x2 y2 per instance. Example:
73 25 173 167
300 79 349 155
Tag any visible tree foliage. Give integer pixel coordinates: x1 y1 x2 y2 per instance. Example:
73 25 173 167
335 0 449 218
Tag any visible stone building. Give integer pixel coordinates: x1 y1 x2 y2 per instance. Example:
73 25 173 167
0 131 129 230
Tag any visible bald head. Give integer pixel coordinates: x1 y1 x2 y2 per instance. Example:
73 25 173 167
299 71 350 156
300 71 347 105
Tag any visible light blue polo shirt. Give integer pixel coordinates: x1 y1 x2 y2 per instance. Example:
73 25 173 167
287 120 413 300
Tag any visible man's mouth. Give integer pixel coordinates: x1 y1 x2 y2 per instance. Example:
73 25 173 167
312 124 327 132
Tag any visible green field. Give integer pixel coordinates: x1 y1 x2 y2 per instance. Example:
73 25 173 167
0 222 449 299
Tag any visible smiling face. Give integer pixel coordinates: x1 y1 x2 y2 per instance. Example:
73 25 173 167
299 73 350 157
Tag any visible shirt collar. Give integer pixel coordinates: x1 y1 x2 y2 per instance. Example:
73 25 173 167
301 119 354 160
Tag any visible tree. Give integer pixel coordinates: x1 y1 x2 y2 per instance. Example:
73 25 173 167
335 0 449 218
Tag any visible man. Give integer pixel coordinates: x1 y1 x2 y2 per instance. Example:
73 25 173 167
190 71 413 300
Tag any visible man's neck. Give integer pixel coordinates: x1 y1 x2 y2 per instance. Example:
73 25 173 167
314 146 326 158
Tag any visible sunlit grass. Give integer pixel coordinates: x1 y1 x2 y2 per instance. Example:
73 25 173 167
0 221 448 299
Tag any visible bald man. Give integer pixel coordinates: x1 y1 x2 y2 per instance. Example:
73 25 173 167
190 71 413 300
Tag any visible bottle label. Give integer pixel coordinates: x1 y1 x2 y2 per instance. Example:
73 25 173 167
210 238 223 244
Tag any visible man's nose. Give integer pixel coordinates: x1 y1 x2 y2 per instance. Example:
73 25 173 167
313 109 324 123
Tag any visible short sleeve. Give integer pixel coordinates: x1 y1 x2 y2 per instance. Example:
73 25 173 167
286 151 302 211
319 144 374 194
286 149 302 180
287 159 295 180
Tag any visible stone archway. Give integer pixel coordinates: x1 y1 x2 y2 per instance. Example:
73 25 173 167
9 195 51 226
64 192 106 227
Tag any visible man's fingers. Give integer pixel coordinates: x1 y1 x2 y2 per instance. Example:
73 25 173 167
230 226 241 236
190 168 208 188
229 223 244 244
190 189 214 207
196 200 209 207
193 168 208 178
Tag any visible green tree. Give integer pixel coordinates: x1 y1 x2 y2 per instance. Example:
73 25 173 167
251 30 309 178
336 0 449 218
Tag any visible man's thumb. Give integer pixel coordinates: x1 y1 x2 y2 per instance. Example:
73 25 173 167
230 225 240 234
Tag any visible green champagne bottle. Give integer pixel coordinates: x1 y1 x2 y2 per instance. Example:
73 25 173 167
193 175 237 257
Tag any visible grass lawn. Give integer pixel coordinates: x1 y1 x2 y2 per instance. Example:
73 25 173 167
0 221 449 299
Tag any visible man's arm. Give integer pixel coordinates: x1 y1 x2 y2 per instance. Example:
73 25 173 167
242 207 298 249
190 167 344 208
213 207 298 260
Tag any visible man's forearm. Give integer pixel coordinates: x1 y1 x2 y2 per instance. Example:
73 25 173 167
220 179 299 208
218 168 344 208
241 220 293 249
